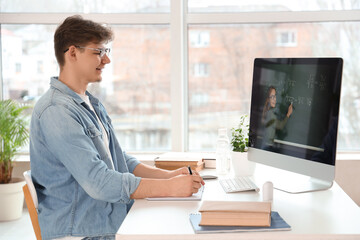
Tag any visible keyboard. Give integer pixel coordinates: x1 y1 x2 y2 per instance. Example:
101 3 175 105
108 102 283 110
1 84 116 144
219 176 260 193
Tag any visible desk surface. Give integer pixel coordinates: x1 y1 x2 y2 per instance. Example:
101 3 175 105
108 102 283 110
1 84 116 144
117 164 360 240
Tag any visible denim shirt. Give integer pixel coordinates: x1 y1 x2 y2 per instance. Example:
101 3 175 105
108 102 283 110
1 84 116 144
29 77 141 240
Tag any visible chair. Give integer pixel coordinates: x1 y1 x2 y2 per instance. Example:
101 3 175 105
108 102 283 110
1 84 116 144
23 170 42 240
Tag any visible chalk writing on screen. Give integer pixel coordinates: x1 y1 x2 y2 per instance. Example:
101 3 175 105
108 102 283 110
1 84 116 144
280 73 329 108
285 95 312 107
307 73 327 91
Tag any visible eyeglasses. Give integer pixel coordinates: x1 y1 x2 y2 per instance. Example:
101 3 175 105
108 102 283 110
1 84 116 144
64 46 111 58
269 95 276 99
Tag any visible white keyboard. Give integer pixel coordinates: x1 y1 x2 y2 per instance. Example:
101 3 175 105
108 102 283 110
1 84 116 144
219 176 260 193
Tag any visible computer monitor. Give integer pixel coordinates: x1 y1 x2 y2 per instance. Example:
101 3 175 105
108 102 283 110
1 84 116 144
248 58 343 193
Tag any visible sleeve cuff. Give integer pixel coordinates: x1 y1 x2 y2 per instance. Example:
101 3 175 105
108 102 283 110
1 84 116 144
120 173 141 203
123 152 141 173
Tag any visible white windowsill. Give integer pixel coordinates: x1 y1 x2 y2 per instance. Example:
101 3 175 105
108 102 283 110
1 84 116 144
336 152 360 161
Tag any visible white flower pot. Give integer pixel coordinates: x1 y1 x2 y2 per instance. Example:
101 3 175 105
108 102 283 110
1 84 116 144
0 177 25 221
231 151 256 176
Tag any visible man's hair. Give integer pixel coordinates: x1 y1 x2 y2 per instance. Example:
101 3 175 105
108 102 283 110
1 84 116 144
54 15 114 67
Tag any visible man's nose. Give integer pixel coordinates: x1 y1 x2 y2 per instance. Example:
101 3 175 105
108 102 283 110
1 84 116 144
102 54 111 64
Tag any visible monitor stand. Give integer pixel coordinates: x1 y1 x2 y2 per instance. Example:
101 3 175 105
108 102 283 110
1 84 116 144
273 177 333 194
253 164 334 194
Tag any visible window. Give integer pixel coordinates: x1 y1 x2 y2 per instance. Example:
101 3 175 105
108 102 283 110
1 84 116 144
277 30 297 47
98 25 171 151
188 22 360 151
15 63 21 73
189 31 210 48
190 92 209 106
1 25 57 101
0 24 170 152
193 63 209 77
1 0 360 153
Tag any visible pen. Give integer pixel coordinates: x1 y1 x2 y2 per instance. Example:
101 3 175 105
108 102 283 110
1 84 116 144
187 166 193 175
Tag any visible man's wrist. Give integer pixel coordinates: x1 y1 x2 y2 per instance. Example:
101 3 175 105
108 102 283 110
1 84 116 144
162 169 174 179
131 178 173 198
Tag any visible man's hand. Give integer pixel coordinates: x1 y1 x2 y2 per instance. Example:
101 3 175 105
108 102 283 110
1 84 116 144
170 167 205 185
131 164 204 199
130 171 204 199
170 167 189 177
168 174 203 197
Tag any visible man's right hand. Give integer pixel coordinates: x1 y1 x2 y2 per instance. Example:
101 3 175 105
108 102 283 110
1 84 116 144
168 174 203 197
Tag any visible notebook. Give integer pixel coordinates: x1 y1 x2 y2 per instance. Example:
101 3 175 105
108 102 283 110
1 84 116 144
189 211 291 234
146 185 204 201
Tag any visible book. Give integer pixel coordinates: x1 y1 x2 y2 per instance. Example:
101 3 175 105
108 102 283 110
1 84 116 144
198 201 271 227
154 152 205 171
204 158 216 168
155 163 204 171
189 211 291 234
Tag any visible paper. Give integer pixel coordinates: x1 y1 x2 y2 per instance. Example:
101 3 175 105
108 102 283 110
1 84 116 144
146 185 204 201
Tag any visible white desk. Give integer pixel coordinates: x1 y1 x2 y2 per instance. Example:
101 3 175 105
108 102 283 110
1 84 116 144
117 164 360 240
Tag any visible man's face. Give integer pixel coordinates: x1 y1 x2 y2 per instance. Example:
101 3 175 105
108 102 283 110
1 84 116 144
75 42 111 83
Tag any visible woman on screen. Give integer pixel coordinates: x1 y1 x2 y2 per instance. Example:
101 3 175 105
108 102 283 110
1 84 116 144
261 86 293 150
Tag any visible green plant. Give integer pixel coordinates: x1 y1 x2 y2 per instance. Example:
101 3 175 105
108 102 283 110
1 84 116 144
0 99 29 183
231 114 249 152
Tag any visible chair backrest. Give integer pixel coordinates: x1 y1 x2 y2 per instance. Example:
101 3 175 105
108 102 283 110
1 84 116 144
23 170 38 208
23 170 42 240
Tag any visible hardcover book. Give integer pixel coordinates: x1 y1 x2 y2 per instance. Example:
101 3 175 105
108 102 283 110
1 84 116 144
198 201 271 227
190 211 291 234
154 152 205 171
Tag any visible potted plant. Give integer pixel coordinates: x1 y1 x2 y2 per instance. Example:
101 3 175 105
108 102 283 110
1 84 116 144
231 114 249 153
230 114 255 176
0 99 29 221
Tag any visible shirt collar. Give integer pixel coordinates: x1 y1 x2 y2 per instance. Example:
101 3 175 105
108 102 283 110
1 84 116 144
50 76 99 106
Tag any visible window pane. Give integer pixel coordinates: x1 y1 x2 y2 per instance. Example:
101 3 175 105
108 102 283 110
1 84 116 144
1 24 171 152
1 25 58 101
99 25 171 151
188 22 360 151
188 0 360 13
1 0 169 13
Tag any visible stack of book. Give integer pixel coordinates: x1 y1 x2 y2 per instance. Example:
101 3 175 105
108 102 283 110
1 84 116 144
198 201 272 227
189 200 291 234
154 152 205 171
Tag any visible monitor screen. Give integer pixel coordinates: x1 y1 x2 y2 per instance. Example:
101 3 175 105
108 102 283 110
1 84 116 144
248 58 343 193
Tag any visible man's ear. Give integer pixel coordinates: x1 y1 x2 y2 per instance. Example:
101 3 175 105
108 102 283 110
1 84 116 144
65 45 78 62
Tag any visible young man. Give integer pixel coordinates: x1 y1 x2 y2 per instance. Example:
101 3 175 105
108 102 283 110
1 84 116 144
30 15 203 240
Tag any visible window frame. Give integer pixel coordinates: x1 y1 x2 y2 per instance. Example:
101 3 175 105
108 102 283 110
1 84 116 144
1 2 360 154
